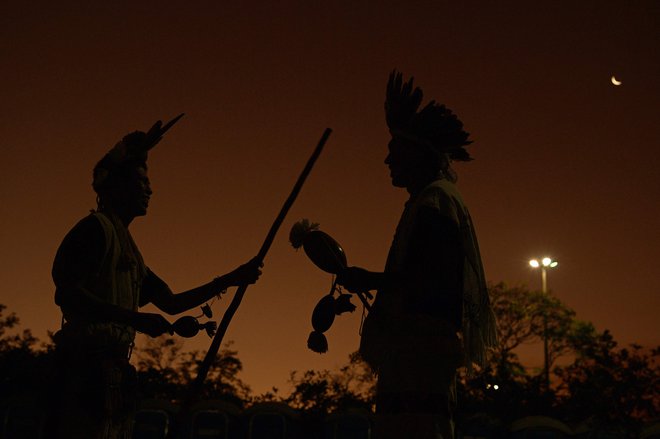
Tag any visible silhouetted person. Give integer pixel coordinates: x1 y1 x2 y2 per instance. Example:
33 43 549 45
337 72 497 439
49 119 262 438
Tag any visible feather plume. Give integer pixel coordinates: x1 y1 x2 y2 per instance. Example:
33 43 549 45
307 331 328 353
385 70 473 161
385 70 423 131
289 219 320 249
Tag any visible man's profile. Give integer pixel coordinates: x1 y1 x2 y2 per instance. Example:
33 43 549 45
49 117 262 438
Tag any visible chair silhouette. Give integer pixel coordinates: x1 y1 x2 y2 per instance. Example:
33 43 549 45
244 402 300 439
1 394 45 439
1 404 45 439
133 399 178 439
641 421 660 439
323 410 372 439
189 399 242 439
510 416 572 439
457 412 505 438
571 420 629 439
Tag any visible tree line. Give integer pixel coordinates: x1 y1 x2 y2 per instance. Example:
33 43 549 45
0 283 657 436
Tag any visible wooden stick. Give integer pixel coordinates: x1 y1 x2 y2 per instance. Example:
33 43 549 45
184 128 332 405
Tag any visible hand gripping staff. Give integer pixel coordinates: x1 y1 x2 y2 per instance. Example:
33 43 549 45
185 128 332 404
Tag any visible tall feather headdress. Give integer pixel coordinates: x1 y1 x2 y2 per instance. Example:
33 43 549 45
385 71 473 161
93 114 184 193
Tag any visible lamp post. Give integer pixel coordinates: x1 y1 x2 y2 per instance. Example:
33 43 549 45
529 257 558 390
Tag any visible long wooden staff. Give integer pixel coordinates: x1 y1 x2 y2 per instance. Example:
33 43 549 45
185 128 332 404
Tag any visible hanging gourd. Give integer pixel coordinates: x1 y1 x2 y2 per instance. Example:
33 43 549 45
290 219 369 353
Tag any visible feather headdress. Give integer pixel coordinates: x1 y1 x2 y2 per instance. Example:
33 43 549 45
93 113 184 193
385 71 473 161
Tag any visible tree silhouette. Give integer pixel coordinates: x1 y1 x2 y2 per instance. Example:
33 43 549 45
555 330 659 435
457 283 592 423
2 290 658 436
285 352 375 416
456 284 659 434
134 336 250 406
0 304 52 399
487 283 586 376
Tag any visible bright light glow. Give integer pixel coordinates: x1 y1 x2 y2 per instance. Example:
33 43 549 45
542 257 552 267
550 261 558 268
529 259 540 268
611 76 622 86
493 384 499 390
486 384 492 389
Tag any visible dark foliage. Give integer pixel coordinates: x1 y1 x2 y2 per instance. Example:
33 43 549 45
456 284 659 436
134 336 250 407
0 304 54 401
1 290 657 437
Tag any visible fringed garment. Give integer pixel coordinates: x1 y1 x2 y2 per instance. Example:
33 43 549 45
359 178 497 438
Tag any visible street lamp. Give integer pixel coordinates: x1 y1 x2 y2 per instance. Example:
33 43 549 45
529 256 558 390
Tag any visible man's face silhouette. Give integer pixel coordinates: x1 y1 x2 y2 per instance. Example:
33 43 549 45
118 165 152 218
385 136 427 189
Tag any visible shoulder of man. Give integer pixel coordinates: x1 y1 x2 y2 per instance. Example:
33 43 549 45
416 180 462 223
52 213 109 281
60 213 107 249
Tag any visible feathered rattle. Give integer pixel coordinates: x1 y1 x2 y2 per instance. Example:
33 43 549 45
289 219 372 353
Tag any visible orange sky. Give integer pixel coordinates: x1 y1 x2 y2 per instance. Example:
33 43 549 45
2 1 658 395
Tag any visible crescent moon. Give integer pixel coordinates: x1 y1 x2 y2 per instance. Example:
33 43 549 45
611 76 622 86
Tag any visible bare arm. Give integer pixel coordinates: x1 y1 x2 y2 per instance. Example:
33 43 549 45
144 259 262 315
336 267 395 292
57 281 172 337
